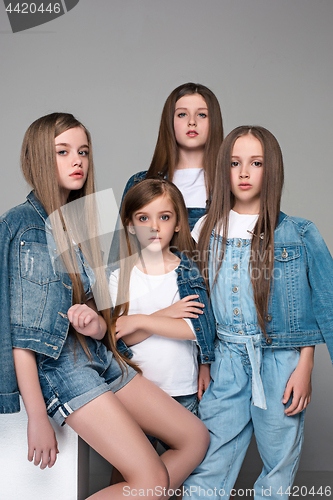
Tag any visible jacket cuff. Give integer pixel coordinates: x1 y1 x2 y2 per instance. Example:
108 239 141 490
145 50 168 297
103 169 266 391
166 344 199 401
0 392 20 414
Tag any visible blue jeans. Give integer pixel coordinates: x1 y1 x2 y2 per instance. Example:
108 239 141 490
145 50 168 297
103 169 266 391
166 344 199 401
183 342 305 499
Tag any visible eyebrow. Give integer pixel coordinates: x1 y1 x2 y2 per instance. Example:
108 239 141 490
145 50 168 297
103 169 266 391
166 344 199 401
231 155 263 158
135 210 174 216
55 142 89 148
175 106 208 111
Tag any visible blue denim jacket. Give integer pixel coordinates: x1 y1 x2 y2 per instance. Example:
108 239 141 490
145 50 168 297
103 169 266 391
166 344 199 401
210 212 333 362
122 170 207 231
0 192 76 414
116 251 216 364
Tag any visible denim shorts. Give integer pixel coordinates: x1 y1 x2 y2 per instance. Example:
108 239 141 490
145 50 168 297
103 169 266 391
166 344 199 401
36 333 137 426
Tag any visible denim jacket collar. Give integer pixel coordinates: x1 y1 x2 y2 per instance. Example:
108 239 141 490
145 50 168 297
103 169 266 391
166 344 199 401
26 191 50 228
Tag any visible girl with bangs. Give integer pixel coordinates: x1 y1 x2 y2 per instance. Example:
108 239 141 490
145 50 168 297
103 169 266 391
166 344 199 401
110 178 216 415
183 126 333 499
0 113 210 499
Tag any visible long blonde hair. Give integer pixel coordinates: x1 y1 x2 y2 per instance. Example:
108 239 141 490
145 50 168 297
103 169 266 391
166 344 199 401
111 178 194 333
21 112 136 372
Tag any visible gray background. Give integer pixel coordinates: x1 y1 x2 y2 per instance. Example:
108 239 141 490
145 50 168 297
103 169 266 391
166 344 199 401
1 0 332 487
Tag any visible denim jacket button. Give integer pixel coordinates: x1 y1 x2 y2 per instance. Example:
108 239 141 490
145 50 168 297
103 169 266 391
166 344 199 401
20 241 25 246
238 330 243 335
281 249 288 259
232 286 238 293
204 356 209 361
267 314 272 322
233 264 238 271
196 327 200 332
266 336 273 345
234 308 240 316
124 352 130 358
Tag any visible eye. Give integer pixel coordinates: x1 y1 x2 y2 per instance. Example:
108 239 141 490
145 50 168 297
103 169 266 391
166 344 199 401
79 150 89 156
138 216 148 222
198 113 207 118
231 161 239 167
160 215 170 221
252 161 262 167
57 150 68 156
177 112 186 118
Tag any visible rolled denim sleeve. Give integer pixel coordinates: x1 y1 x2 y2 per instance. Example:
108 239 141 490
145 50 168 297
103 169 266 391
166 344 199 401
0 220 20 413
303 222 333 363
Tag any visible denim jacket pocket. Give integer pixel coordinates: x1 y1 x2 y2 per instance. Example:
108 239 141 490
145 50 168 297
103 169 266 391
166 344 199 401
20 242 60 284
274 244 301 263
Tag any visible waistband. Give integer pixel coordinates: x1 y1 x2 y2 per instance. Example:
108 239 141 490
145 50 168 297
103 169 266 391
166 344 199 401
217 326 267 410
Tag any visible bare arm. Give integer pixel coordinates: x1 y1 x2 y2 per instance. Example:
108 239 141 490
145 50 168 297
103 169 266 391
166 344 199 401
12 348 58 468
197 364 211 401
115 314 196 345
283 345 315 416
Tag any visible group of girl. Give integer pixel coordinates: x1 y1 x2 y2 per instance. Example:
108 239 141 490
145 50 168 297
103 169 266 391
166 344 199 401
1 82 333 500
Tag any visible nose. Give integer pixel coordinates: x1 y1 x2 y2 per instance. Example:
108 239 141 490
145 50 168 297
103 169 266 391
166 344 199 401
150 218 160 232
239 165 249 178
72 153 82 167
188 114 197 127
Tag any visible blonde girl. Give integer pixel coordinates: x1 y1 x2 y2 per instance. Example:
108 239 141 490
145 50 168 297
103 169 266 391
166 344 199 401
0 113 209 500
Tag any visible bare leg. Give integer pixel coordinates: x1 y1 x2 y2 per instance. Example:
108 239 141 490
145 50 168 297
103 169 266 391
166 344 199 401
66 374 209 499
115 375 210 492
66 387 169 499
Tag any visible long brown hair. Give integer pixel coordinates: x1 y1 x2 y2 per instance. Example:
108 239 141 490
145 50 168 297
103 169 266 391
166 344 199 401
198 126 284 336
146 83 224 200
21 112 135 372
112 178 194 331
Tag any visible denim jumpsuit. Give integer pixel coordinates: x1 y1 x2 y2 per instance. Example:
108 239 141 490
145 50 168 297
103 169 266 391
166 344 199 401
183 232 305 499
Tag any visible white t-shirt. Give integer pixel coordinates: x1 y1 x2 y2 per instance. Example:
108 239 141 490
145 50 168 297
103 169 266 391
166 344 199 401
172 168 206 208
109 266 198 397
191 210 259 242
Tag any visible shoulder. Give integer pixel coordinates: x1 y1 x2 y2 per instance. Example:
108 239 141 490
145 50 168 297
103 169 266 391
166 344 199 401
0 199 40 235
275 212 314 236
191 215 207 243
125 170 148 188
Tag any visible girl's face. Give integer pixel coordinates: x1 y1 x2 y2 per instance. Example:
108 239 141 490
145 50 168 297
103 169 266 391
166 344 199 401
55 126 89 203
173 93 209 152
129 194 179 256
230 134 264 214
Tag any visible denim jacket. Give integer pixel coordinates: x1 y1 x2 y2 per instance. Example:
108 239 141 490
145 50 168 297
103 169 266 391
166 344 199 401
211 212 333 363
122 170 207 231
116 251 216 364
0 192 75 414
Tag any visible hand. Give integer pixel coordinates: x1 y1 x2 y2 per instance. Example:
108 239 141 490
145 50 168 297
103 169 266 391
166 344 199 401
27 416 59 469
198 364 211 401
155 295 205 319
283 347 314 416
115 315 142 340
67 303 106 340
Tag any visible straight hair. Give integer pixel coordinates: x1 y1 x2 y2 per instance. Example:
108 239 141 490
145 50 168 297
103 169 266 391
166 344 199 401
21 112 136 373
112 178 194 333
146 83 224 201
198 126 284 336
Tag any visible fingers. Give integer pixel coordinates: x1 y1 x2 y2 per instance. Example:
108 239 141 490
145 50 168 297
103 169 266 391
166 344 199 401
285 395 309 416
68 304 94 329
282 380 292 405
29 446 59 469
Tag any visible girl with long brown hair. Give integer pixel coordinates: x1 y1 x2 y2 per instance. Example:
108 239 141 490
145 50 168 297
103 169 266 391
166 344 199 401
183 126 333 498
0 113 210 499
110 178 215 414
120 82 223 230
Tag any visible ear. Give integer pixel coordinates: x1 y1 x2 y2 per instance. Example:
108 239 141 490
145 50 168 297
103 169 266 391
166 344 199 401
128 222 136 235
174 226 180 233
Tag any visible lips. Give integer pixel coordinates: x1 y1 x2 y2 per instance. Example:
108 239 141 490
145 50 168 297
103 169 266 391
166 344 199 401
186 130 198 137
70 170 84 178
238 183 252 190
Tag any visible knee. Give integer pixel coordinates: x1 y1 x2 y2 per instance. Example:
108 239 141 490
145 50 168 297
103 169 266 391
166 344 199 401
137 460 170 498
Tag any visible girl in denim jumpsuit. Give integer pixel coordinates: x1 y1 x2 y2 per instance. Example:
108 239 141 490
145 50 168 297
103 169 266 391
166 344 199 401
0 113 210 499
184 126 333 499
